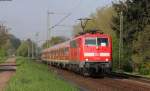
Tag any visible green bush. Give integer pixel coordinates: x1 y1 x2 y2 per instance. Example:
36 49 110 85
139 68 150 75
0 48 7 58
122 59 133 72
139 64 150 75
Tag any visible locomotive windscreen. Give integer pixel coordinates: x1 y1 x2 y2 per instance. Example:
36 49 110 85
85 37 96 46
97 38 108 46
85 37 108 46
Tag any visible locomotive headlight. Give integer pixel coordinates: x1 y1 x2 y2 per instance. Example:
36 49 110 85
96 46 99 50
105 58 109 61
85 58 88 61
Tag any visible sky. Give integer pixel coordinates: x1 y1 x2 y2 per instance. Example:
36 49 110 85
0 0 113 43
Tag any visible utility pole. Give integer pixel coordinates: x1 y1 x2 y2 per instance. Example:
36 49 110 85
27 39 31 59
31 40 34 59
35 32 39 58
28 46 30 59
119 11 123 70
27 41 30 59
47 11 55 48
46 11 68 48
47 11 50 48
78 18 92 32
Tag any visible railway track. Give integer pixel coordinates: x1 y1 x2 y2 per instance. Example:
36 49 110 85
47 64 150 91
0 58 16 71
109 72 150 84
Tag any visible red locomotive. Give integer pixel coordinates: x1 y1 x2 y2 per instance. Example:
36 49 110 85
41 32 112 76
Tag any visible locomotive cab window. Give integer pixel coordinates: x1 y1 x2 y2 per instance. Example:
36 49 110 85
85 37 96 46
97 38 108 46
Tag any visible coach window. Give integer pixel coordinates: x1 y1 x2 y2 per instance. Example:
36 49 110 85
60 48 62 56
61 48 63 56
60 49 62 56
64 48 69 55
63 48 65 55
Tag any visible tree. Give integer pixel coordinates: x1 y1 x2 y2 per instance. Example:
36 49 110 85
16 41 29 57
112 0 150 42
16 39 35 57
0 24 21 58
132 25 150 73
3 34 21 56
0 25 9 48
9 34 21 50
112 0 150 72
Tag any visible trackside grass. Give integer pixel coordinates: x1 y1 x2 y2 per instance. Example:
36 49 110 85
0 57 6 63
5 57 79 91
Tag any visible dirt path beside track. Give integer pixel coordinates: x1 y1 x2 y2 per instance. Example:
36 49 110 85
0 58 16 91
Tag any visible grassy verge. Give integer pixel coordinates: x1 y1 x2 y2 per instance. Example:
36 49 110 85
5 57 79 91
124 72 150 78
115 70 150 78
0 57 6 64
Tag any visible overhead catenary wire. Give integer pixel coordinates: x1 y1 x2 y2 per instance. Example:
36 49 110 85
46 0 82 48
50 13 72 30
49 0 82 30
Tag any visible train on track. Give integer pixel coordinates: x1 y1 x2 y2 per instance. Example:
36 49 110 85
41 31 112 76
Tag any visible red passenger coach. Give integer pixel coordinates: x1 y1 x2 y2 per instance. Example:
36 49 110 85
41 32 112 76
